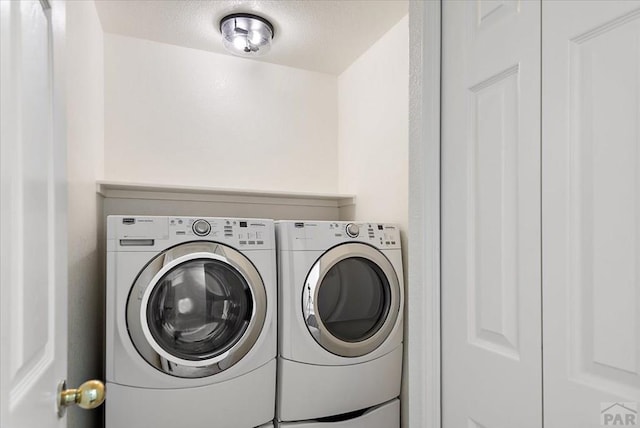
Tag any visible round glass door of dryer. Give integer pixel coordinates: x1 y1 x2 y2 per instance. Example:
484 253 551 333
302 243 401 358
127 242 266 378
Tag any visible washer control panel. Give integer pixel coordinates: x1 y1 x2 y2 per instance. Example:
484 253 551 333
108 216 274 250
168 217 271 247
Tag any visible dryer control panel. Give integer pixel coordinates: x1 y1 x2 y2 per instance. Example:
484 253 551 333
107 216 274 251
276 221 401 252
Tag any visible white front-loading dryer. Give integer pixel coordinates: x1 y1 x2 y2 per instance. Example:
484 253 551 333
106 216 276 428
276 221 404 423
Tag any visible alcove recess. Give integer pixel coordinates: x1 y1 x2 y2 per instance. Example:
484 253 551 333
97 181 356 222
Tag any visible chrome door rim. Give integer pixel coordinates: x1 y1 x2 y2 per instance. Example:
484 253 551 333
127 241 267 378
302 243 401 357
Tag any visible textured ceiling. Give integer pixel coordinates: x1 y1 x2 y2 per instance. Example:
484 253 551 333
94 0 409 75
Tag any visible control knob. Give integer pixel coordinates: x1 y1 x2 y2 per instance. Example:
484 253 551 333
345 223 360 238
192 219 211 236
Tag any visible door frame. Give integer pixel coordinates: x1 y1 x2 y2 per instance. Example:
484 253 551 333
406 1 441 428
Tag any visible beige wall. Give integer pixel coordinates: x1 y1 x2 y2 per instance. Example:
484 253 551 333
103 34 338 193
338 15 409 235
66 2 104 427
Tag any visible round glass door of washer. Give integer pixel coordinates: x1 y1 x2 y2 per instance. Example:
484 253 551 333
127 242 266 378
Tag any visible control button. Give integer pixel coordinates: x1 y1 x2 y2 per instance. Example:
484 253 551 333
248 241 256 245
239 241 247 245
192 219 211 236
257 240 264 245
345 223 360 238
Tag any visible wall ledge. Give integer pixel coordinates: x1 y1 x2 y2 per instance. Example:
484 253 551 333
97 180 355 209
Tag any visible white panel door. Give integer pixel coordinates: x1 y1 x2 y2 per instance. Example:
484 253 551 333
441 1 541 427
543 1 640 427
0 1 68 427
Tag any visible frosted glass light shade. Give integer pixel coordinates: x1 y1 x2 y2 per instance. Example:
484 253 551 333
220 14 274 57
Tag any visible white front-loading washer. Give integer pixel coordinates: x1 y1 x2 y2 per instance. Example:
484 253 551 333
106 216 276 428
276 221 404 423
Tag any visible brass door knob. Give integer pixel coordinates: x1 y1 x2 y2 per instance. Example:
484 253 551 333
57 379 105 417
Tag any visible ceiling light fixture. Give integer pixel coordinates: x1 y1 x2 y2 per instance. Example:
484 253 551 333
219 13 275 57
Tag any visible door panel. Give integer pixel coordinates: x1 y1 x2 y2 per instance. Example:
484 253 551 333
543 2 640 427
0 1 67 427
442 1 541 427
467 64 520 360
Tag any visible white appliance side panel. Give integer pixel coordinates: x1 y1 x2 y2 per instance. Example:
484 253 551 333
105 250 117 381
278 399 399 428
105 359 276 428
277 346 402 422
